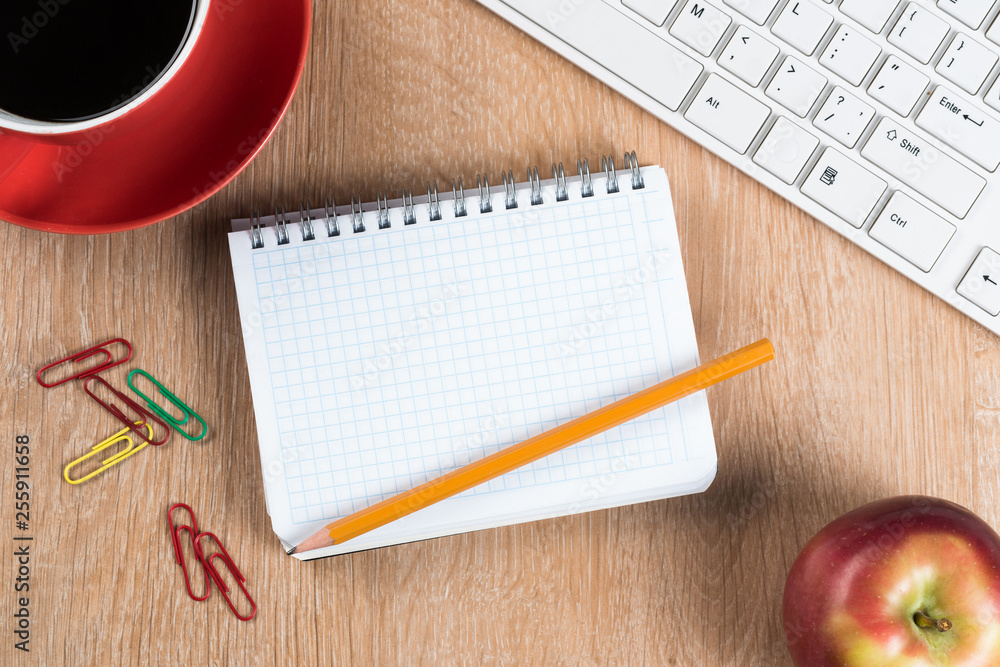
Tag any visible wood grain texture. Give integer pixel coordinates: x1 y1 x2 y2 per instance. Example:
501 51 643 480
1 0 997 664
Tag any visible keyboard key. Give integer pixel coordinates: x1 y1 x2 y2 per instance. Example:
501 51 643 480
888 3 950 64
935 34 998 94
819 25 882 86
841 0 899 33
957 247 1000 315
988 14 1000 46
670 0 732 56
723 0 780 24
684 74 771 152
499 0 703 111
622 0 678 25
869 192 956 271
718 25 780 86
765 56 828 117
801 148 887 227
813 87 875 148
861 117 986 217
915 86 1000 171
771 1 833 56
868 56 929 116
938 0 995 30
985 75 1000 112
753 117 820 183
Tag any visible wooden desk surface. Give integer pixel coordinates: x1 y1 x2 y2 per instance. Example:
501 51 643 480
3 1 998 664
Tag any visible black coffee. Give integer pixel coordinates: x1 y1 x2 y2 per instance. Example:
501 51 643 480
0 1 196 122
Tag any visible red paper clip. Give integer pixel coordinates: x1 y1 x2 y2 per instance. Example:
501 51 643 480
83 375 171 446
194 532 257 621
168 504 210 602
36 338 133 388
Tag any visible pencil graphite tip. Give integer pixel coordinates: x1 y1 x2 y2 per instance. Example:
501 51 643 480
286 545 297 555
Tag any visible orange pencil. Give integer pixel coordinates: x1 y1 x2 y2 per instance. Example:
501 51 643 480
290 338 775 554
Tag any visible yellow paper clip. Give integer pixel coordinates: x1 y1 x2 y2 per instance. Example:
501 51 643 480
64 423 153 485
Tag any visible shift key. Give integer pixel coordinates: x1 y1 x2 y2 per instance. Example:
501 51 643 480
861 118 986 218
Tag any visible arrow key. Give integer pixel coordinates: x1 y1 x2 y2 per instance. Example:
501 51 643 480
718 26 780 86
958 247 1000 315
915 85 1000 171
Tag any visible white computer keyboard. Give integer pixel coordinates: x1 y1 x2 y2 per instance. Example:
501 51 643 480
475 0 1000 334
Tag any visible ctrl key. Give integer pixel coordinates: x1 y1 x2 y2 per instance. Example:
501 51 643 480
800 148 887 228
869 193 955 272
958 247 1000 316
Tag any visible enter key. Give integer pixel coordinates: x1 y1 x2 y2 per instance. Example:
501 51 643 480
861 117 986 218
916 86 1000 172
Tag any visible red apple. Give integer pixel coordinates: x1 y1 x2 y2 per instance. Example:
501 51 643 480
783 496 1000 666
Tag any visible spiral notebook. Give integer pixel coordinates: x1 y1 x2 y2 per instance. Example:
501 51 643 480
228 155 717 559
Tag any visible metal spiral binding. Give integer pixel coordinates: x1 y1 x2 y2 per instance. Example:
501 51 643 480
453 178 467 217
625 151 644 190
402 188 416 225
602 156 619 194
250 210 264 249
502 170 517 210
577 159 593 197
275 207 290 245
300 202 315 241
528 167 543 206
552 162 568 202
324 197 339 237
478 174 492 214
350 196 365 233
427 182 442 221
247 152 644 248
376 192 391 229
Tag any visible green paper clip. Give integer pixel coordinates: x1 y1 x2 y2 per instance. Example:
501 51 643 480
126 369 207 441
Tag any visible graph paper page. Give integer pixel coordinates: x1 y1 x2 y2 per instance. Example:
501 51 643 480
229 168 716 558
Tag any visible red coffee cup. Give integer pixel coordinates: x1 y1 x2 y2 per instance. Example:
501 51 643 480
0 0 311 233
0 2 210 145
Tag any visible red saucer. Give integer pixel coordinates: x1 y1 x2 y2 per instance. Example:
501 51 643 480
0 0 311 234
